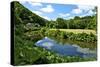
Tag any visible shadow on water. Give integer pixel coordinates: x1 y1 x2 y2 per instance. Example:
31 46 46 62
35 37 97 58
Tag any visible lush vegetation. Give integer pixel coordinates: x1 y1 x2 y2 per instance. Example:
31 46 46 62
46 15 97 30
12 1 97 65
45 29 97 43
50 29 96 34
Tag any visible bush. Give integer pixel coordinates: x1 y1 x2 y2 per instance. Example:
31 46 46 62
46 30 97 43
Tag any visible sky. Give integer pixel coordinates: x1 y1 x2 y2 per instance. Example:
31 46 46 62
20 1 96 20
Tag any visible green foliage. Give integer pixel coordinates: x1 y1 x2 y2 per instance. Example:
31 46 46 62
56 18 66 28
47 15 97 30
12 1 97 65
34 47 96 64
13 1 47 26
46 30 97 43
45 29 60 38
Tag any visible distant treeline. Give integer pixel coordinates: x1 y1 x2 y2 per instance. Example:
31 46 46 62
46 15 97 30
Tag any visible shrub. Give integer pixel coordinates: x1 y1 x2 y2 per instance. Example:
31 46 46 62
45 30 97 43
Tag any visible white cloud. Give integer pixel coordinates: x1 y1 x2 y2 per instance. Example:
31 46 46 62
32 11 51 20
59 13 70 17
19 1 27 4
88 10 94 15
40 5 54 13
44 16 51 20
41 16 51 20
71 8 83 14
71 5 95 15
66 16 74 20
32 10 51 20
77 5 94 11
32 10 42 15
28 2 42 7
80 10 94 17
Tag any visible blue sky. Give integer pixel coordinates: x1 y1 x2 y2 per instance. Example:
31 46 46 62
20 1 96 20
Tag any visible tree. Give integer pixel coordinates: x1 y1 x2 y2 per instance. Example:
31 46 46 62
56 18 66 28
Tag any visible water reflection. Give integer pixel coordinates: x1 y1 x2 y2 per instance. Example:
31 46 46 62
35 37 97 58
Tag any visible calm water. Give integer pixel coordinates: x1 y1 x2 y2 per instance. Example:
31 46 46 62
35 37 97 58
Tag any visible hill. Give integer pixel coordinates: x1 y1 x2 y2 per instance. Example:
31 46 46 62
11 1 47 26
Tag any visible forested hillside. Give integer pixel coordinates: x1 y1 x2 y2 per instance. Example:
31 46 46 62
13 1 47 26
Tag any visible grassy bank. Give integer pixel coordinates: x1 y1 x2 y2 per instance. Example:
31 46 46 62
50 29 96 35
45 28 97 43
